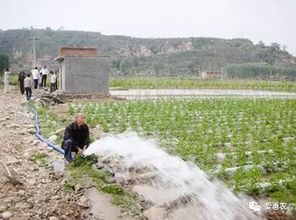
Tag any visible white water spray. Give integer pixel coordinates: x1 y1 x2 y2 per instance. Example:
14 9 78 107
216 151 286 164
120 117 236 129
84 132 259 220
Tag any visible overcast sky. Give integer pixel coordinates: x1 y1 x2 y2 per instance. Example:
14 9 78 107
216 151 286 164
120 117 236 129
1 0 295 55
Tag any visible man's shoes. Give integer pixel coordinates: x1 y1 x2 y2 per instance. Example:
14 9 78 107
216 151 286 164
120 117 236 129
64 158 73 165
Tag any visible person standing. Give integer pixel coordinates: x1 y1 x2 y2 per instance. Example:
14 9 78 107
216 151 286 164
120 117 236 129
3 68 10 93
31 67 39 89
24 74 33 100
49 71 57 93
41 65 49 87
18 71 26 95
54 71 58 90
38 68 42 88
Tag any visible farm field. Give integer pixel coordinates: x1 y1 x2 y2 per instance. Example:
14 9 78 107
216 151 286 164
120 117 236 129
67 98 296 203
110 77 296 92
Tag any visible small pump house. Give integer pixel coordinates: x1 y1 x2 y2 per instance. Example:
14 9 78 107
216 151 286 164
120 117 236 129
53 47 110 95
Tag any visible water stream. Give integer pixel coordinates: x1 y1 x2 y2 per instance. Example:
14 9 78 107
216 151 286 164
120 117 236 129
84 132 260 220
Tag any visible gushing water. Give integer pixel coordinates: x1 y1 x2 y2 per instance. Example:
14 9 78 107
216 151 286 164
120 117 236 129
84 132 259 220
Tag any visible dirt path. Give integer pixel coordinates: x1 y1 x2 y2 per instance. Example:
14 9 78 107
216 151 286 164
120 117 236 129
0 91 88 220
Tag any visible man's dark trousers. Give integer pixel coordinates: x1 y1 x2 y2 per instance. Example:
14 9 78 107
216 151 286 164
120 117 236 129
42 75 47 87
34 79 38 89
50 83 57 93
20 80 24 95
25 87 32 100
63 139 82 162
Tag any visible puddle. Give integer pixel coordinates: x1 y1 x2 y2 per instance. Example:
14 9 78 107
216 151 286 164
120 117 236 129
51 159 65 173
85 187 135 220
132 184 186 206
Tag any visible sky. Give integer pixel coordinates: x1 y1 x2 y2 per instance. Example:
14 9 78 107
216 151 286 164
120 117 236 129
0 0 295 55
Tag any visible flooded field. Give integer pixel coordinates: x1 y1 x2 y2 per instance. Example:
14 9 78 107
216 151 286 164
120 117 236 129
110 89 296 100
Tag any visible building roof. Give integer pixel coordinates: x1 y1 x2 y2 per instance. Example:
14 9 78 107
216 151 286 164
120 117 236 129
53 56 64 62
59 47 98 57
52 47 109 63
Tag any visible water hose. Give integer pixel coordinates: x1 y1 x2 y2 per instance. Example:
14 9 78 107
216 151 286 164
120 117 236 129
29 105 65 155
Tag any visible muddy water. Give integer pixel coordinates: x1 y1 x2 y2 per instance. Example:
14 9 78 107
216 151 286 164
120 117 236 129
85 187 134 220
110 89 296 100
84 132 260 220
51 159 65 173
51 159 135 220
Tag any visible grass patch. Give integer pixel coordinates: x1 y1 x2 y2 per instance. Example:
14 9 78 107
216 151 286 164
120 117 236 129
63 179 77 192
68 156 142 218
37 106 70 146
30 152 49 167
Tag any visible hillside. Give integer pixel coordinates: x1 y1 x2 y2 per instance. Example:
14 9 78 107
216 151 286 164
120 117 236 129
0 28 296 77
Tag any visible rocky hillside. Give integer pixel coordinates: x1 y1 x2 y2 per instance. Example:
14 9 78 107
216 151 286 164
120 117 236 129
0 28 296 76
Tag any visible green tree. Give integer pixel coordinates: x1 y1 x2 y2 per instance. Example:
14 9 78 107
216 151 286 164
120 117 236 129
0 54 9 75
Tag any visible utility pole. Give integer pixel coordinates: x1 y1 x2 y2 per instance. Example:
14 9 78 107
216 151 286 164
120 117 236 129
29 35 39 68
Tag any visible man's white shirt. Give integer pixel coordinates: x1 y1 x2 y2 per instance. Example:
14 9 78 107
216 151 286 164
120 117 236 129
31 69 39 80
41 68 49 76
50 74 57 83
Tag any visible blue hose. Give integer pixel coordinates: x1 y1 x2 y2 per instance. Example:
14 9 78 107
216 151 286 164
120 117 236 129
29 106 65 155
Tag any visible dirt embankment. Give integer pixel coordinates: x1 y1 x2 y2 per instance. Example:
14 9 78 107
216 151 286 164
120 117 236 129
0 92 87 220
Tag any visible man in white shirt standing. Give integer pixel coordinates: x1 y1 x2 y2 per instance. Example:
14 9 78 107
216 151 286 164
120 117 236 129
38 68 42 88
50 71 58 93
41 65 49 87
31 67 39 89
3 67 10 93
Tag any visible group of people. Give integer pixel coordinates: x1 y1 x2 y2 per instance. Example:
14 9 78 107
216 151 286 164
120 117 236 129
17 65 58 100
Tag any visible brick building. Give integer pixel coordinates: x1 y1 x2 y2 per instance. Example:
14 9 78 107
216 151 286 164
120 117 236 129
200 71 223 80
53 47 110 94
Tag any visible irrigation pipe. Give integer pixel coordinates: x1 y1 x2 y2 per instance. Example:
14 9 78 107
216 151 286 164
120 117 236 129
28 105 65 155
